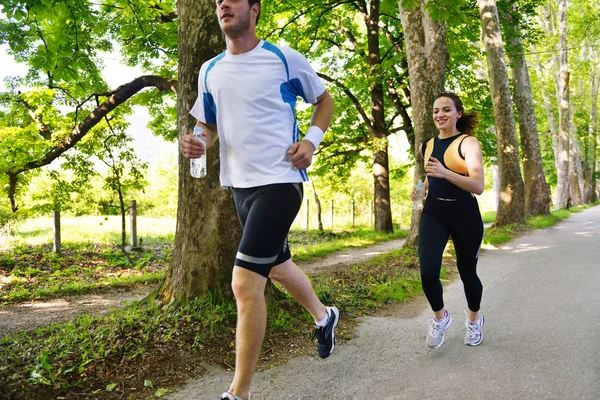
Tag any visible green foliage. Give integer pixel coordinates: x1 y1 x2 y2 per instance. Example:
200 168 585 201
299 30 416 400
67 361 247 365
0 0 178 220
0 242 169 303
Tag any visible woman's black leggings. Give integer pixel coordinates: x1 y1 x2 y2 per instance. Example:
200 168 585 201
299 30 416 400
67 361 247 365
418 195 484 312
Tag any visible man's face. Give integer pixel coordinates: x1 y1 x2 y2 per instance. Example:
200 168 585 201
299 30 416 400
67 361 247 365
215 0 257 39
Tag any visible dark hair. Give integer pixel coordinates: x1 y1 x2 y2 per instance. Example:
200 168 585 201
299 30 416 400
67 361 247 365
248 0 261 25
435 92 479 135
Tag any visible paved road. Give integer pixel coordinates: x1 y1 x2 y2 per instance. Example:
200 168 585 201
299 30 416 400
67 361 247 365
169 205 600 400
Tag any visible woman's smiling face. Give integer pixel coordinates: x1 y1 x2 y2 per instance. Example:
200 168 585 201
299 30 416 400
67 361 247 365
433 96 462 131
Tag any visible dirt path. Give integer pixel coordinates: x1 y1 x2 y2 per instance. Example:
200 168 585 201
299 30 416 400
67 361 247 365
0 287 150 336
297 237 406 274
0 238 406 336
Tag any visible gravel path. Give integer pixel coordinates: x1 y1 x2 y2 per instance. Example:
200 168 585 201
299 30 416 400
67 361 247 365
168 205 600 400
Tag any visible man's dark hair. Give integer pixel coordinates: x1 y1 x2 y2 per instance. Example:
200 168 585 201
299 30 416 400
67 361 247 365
249 0 261 24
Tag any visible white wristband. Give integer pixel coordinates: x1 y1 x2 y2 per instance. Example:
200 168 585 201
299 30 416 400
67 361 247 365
303 125 324 152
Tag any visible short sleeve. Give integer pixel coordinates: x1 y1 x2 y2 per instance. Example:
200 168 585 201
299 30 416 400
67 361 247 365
189 61 217 124
282 47 326 104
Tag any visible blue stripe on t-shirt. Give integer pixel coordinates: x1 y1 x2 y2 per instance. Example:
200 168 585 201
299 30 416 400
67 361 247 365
263 42 309 182
202 52 226 124
262 41 290 80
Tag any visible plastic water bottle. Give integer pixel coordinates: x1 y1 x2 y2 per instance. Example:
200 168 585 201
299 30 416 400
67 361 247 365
190 126 206 178
412 181 425 210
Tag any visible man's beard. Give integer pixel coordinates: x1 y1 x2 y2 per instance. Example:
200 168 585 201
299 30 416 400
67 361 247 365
221 8 252 39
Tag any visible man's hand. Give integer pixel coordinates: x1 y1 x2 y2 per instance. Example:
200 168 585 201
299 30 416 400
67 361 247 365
180 132 206 159
288 140 315 170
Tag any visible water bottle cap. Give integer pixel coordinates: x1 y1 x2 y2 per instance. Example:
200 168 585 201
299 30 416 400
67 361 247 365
193 125 203 133
416 181 424 188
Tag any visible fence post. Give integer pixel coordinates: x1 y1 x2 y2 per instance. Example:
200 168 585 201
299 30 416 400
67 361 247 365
305 199 310 230
53 210 61 253
330 199 334 230
130 200 138 247
369 200 372 227
351 200 355 227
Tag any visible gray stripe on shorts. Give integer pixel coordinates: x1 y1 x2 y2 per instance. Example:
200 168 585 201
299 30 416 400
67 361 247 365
236 252 278 265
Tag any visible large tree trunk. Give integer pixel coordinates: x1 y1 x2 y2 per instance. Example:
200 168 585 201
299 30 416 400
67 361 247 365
399 0 448 247
366 0 393 233
500 3 551 216
555 0 571 209
478 0 525 226
373 137 393 232
158 0 241 306
589 70 599 202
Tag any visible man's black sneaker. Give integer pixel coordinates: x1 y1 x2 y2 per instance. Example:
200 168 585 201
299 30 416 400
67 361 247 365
314 306 339 359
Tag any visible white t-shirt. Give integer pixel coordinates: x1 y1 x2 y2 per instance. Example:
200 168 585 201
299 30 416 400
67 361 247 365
190 40 326 188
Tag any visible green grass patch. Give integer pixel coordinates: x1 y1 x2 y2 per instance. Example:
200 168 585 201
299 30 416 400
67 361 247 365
484 203 599 245
0 294 237 398
7 216 176 247
289 226 408 263
480 211 496 224
0 243 171 304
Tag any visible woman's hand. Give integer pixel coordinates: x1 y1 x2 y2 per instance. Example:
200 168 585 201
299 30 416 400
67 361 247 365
425 157 447 179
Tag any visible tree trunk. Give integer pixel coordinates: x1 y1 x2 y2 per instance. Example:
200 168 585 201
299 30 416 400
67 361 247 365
555 0 571 209
399 0 448 247
478 0 525 226
158 0 241 306
532 51 560 183
569 108 584 205
500 3 551 216
589 70 599 202
373 137 393 232
365 0 393 233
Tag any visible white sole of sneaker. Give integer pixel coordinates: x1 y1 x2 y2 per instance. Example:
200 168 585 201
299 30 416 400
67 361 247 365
327 306 340 355
427 316 453 349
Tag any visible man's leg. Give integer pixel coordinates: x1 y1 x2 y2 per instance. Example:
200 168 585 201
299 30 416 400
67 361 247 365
269 258 327 322
228 266 268 400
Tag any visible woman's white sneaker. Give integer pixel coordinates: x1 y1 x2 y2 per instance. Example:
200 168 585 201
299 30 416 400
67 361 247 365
426 310 452 349
464 312 484 346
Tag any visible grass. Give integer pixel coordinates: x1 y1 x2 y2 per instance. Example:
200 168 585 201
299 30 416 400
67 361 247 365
0 218 406 304
0 243 170 303
482 202 600 246
0 247 425 400
289 226 408 262
7 216 176 247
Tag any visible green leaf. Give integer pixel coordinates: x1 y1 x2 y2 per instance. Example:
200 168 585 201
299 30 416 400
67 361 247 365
106 383 118 392
155 388 170 397
144 379 154 389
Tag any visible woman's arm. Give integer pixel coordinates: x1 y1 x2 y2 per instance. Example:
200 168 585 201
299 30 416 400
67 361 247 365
424 136 484 195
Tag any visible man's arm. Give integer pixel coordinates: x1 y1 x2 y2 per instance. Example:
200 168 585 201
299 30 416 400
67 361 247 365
289 90 334 169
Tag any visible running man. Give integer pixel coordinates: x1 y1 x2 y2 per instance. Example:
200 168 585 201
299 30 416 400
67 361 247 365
180 1 338 399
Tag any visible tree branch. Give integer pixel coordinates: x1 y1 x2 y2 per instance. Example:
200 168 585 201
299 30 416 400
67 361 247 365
11 75 177 175
317 72 375 136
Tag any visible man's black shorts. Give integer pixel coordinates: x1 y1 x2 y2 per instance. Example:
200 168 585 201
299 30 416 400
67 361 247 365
232 183 303 277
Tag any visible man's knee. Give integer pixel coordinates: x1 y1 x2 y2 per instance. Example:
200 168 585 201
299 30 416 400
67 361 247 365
232 268 266 302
